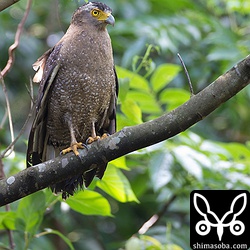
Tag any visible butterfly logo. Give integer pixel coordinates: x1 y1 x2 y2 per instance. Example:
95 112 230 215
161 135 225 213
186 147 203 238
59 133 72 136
193 193 247 241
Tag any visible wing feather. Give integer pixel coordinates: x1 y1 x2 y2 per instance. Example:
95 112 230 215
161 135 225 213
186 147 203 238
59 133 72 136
26 44 63 167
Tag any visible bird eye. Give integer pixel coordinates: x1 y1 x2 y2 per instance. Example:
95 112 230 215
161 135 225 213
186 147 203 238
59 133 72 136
91 9 99 17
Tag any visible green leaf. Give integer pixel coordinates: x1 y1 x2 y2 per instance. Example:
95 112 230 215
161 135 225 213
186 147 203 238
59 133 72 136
65 190 112 216
116 113 135 130
0 211 16 230
15 191 46 235
130 172 148 198
121 98 142 124
140 235 162 249
0 242 10 250
172 145 208 180
150 64 180 92
118 77 130 102
207 47 240 61
160 88 190 110
163 244 184 250
97 165 139 203
109 156 129 170
149 152 173 191
43 188 60 207
226 0 250 14
219 142 250 161
116 66 149 91
126 90 162 114
36 228 75 250
125 237 143 250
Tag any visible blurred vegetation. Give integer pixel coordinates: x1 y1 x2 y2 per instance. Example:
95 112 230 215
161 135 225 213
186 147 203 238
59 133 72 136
0 0 250 249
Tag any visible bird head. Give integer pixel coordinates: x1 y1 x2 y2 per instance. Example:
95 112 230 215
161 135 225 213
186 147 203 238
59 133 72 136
72 2 115 29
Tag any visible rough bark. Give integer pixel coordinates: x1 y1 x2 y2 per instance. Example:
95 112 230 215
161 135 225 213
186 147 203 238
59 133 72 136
0 55 250 207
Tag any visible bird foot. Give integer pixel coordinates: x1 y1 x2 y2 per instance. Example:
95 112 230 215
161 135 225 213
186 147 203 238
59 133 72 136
61 142 84 156
101 133 109 139
86 133 108 144
86 136 100 144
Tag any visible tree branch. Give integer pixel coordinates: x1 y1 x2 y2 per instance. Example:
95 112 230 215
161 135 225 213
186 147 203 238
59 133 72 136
0 0 20 12
0 0 32 77
0 55 250 207
138 194 177 234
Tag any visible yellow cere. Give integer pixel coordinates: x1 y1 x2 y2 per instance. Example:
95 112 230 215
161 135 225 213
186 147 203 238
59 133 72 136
91 8 110 21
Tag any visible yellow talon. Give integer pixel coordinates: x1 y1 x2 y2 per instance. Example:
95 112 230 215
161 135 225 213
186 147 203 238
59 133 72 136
100 133 108 139
87 136 100 144
61 142 84 156
87 133 109 144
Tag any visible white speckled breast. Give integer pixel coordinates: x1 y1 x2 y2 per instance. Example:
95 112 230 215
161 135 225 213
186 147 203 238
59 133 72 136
47 27 116 146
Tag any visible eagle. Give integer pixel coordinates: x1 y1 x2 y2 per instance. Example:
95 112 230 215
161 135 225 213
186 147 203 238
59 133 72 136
27 2 118 199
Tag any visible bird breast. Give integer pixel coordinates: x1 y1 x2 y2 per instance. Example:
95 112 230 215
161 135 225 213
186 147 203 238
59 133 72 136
46 29 116 146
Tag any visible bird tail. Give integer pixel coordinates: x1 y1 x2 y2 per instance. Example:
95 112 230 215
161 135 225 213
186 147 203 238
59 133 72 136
51 164 107 200
48 144 107 199
46 145 82 199
51 175 84 200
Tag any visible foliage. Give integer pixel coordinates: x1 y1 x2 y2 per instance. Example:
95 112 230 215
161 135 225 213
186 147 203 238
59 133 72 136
0 0 250 249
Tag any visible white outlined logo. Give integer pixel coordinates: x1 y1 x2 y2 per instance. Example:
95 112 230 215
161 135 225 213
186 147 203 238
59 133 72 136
193 193 247 241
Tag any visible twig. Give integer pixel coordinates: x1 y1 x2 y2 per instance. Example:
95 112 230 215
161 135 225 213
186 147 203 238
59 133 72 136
5 204 15 250
0 0 32 78
0 79 36 158
177 53 194 96
0 106 34 159
0 77 14 158
0 2 33 249
25 78 35 108
138 195 177 234
0 108 8 129
0 159 5 180
0 0 33 157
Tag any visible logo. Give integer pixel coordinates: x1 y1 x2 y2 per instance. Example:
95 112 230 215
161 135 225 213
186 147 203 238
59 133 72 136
190 190 250 250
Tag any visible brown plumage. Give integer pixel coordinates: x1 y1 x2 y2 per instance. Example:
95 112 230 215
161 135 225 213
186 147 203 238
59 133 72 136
27 2 118 199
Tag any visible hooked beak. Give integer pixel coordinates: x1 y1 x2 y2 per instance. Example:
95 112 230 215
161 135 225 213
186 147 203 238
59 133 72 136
105 14 115 26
